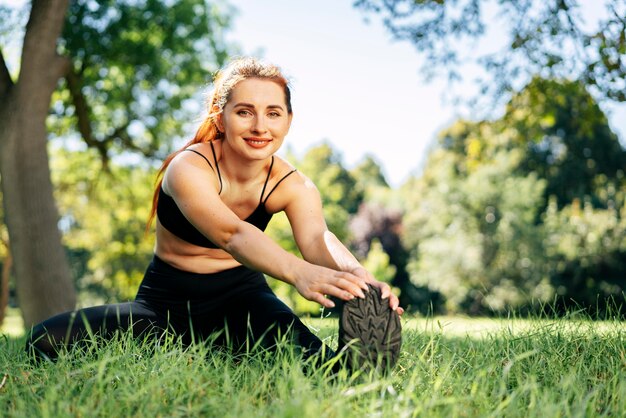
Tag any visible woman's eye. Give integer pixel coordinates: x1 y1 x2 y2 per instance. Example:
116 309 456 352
268 112 280 118
237 110 252 116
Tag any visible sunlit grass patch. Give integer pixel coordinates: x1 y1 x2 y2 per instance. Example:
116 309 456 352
1 312 624 417
0 308 24 338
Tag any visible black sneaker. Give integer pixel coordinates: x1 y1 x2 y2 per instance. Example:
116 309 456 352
337 284 402 372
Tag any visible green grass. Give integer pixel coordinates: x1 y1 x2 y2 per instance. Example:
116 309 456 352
1 314 625 417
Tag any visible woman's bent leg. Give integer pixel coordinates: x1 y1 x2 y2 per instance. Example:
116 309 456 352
25 301 165 361
220 287 333 361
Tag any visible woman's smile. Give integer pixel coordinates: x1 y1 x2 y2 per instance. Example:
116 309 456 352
244 137 273 148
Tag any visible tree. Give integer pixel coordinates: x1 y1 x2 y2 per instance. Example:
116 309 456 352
402 142 549 314
349 201 433 311
354 0 626 103
0 0 232 327
543 197 626 315
503 77 626 208
52 0 231 163
403 78 626 314
0 0 76 328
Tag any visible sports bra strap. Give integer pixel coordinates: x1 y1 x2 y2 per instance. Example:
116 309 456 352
262 168 298 204
209 141 223 194
183 149 214 171
259 156 275 203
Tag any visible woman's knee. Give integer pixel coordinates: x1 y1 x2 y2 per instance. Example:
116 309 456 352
25 321 62 361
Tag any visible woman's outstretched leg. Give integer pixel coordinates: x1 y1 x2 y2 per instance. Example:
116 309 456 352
25 301 166 361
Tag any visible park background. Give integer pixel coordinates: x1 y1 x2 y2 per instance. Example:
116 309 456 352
1 2 625 416
0 0 625 331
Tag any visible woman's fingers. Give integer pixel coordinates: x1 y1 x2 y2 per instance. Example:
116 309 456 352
297 266 406 312
310 292 335 308
319 283 356 302
389 293 400 311
365 279 401 311
366 279 391 299
341 271 370 291
335 276 366 298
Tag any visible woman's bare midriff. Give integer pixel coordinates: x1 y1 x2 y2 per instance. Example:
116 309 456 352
154 221 242 274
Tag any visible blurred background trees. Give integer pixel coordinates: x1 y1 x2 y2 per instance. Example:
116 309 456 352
1 0 625 326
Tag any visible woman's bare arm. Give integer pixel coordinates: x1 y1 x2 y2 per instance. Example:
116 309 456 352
283 174 402 312
163 153 367 308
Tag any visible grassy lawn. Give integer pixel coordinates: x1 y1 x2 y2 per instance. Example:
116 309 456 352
1 311 624 417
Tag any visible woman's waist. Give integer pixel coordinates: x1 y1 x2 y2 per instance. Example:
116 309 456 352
155 248 242 275
136 254 267 301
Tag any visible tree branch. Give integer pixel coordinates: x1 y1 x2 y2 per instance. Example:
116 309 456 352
0 48 14 99
113 123 155 158
65 69 95 146
65 67 111 168
66 66 156 168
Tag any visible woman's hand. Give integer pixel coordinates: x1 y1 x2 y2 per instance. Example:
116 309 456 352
350 266 405 316
293 264 369 308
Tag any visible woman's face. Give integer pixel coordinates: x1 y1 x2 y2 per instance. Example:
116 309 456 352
218 78 292 161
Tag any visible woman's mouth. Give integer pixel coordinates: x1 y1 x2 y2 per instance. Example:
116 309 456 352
244 137 272 148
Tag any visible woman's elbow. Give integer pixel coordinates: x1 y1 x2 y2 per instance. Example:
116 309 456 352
217 222 248 253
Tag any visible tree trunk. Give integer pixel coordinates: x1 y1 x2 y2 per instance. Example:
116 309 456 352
0 0 75 328
0 245 11 327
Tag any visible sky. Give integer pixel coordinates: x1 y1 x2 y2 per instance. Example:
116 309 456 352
2 0 625 187
224 0 626 187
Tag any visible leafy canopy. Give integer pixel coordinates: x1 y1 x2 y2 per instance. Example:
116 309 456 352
50 0 234 163
354 0 626 103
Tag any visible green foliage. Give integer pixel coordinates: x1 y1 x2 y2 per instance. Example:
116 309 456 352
350 154 390 202
503 78 626 208
403 78 626 315
50 145 156 303
297 142 363 222
362 238 396 284
543 197 626 312
355 0 626 103
49 0 234 160
404 145 549 314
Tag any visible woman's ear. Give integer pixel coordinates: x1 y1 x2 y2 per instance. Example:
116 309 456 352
215 113 224 133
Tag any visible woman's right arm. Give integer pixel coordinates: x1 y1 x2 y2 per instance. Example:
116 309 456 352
163 153 367 307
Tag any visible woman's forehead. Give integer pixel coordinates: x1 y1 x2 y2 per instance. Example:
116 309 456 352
228 78 285 105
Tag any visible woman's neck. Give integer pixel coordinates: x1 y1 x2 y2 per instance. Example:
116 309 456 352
218 140 272 185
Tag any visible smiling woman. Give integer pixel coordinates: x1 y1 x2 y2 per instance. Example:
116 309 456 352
25 57 402 372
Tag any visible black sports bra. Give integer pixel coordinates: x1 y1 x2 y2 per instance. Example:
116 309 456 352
156 142 297 248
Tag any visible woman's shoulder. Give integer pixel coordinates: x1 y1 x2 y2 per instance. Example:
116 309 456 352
163 143 220 193
168 143 217 171
267 156 318 200
272 154 296 174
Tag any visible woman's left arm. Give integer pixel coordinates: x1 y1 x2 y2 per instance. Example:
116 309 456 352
283 175 403 314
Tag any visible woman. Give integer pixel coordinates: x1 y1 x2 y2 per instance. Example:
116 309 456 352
27 57 402 371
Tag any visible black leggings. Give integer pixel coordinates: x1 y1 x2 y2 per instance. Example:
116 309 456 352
26 256 330 361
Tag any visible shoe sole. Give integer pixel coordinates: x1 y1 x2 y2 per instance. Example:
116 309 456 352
337 284 402 372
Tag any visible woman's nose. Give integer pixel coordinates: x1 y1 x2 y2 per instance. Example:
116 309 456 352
251 116 268 133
